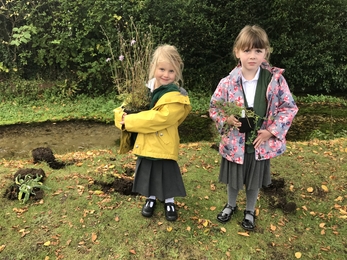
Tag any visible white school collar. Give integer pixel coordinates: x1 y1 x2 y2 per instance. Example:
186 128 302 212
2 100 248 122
241 67 261 84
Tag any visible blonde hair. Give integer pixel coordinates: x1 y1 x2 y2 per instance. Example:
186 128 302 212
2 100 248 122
148 44 184 86
233 25 271 61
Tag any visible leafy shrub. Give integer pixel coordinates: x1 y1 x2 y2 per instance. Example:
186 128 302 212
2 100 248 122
1 0 347 96
269 0 347 93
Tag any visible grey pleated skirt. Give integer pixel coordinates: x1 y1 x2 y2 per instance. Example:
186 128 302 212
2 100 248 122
219 153 271 190
132 157 186 201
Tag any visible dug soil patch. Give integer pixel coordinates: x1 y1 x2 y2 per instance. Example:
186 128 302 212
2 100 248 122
262 177 297 214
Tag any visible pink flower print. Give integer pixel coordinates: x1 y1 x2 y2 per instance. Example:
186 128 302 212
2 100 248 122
278 115 285 122
283 95 290 103
235 96 243 104
258 146 266 154
235 157 243 164
231 138 238 146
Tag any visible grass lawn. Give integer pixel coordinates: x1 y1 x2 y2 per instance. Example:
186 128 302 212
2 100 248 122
1 139 346 259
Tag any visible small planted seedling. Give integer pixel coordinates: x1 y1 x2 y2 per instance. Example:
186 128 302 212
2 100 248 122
15 174 50 204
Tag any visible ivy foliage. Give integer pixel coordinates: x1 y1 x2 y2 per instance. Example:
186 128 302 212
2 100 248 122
269 0 347 93
0 0 346 95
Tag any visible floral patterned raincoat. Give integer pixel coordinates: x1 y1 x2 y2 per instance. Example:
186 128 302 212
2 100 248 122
209 61 298 164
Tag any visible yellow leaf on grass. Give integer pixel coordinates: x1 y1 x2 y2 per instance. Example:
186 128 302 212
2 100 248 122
302 205 308 211
295 252 302 258
255 208 260 216
339 209 347 215
186 226 191 231
321 229 325 235
270 224 277 231
93 190 104 195
334 196 343 202
321 246 330 251
220 227 226 233
237 232 249 237
210 206 216 211
129 249 136 255
44 241 51 246
167 226 173 232
91 233 97 242
307 187 314 193
0 245 6 252
319 223 326 228
321 185 329 192
202 220 209 227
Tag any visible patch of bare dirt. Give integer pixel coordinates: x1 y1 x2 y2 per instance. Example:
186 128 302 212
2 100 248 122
92 176 137 196
262 177 297 214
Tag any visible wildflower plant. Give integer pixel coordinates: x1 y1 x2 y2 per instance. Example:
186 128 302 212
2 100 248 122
213 100 268 145
102 16 154 111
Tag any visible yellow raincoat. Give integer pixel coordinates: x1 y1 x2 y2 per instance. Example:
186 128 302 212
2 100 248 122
114 91 191 160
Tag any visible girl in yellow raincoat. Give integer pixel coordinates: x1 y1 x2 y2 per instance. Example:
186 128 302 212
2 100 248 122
114 44 191 221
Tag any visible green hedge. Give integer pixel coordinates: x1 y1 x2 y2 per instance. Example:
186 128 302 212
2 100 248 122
0 0 346 96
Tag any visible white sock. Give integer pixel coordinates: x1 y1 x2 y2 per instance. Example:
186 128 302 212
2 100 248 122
148 196 156 207
165 197 175 211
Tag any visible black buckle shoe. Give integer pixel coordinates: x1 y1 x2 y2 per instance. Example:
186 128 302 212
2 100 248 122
241 210 256 231
164 203 178 221
217 204 238 223
141 199 156 218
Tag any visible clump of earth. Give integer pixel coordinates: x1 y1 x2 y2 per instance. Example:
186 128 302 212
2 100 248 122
3 168 47 201
32 147 67 169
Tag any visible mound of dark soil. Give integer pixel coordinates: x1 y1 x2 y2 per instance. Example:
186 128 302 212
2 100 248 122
32 147 67 169
13 168 46 181
93 176 137 196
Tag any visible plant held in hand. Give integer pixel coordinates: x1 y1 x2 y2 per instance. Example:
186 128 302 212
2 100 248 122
102 16 154 111
213 100 268 144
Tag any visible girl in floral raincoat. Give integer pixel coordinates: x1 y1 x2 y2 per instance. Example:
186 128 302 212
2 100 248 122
209 25 298 231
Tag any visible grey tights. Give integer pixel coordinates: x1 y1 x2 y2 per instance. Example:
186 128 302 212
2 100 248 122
223 185 259 222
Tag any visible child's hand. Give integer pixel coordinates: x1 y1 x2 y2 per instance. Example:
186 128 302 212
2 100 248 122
253 130 273 148
120 113 127 125
226 115 241 129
